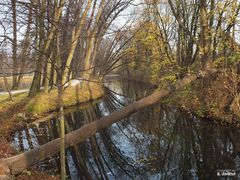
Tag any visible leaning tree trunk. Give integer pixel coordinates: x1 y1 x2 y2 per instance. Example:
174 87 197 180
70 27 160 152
0 69 217 176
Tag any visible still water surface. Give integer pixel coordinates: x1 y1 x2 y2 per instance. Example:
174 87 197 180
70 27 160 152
11 80 240 179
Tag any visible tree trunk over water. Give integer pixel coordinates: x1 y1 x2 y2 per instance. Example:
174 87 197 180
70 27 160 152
0 70 216 175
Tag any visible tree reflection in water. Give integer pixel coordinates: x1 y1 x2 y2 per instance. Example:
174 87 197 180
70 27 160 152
11 80 240 179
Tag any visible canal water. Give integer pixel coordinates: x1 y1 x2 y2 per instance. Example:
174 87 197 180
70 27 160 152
11 80 240 179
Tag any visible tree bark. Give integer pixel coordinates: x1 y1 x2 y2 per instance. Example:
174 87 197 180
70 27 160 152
199 0 212 69
11 0 18 90
56 29 66 179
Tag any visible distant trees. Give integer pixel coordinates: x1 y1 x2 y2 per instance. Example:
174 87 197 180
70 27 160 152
0 53 13 100
121 21 172 82
16 0 33 89
167 0 200 67
0 1 33 90
28 0 66 97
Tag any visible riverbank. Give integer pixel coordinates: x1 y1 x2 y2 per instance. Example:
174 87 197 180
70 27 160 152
0 71 239 178
164 70 240 126
125 68 240 126
0 81 103 136
0 80 104 179
0 81 104 178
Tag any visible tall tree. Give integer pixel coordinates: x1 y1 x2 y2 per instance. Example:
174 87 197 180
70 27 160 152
199 0 211 69
11 0 18 89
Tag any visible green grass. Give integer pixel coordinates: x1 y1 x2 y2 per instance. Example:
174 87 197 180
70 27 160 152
0 81 104 116
0 93 29 110
25 82 104 114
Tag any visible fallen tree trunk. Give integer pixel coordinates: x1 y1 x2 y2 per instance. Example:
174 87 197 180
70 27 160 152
0 70 214 175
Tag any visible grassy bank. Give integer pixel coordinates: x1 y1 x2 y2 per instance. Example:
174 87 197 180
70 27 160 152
0 80 103 179
163 70 240 125
25 81 103 114
0 80 104 141
126 66 240 126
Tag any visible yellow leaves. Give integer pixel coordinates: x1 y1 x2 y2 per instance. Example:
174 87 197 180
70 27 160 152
129 61 136 68
123 20 173 82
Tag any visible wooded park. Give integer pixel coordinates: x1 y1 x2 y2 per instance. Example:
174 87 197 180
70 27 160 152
0 0 240 179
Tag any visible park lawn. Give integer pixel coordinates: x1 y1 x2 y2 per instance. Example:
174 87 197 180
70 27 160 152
0 76 33 84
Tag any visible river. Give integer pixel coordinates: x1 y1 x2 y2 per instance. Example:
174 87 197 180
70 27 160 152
10 80 240 179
